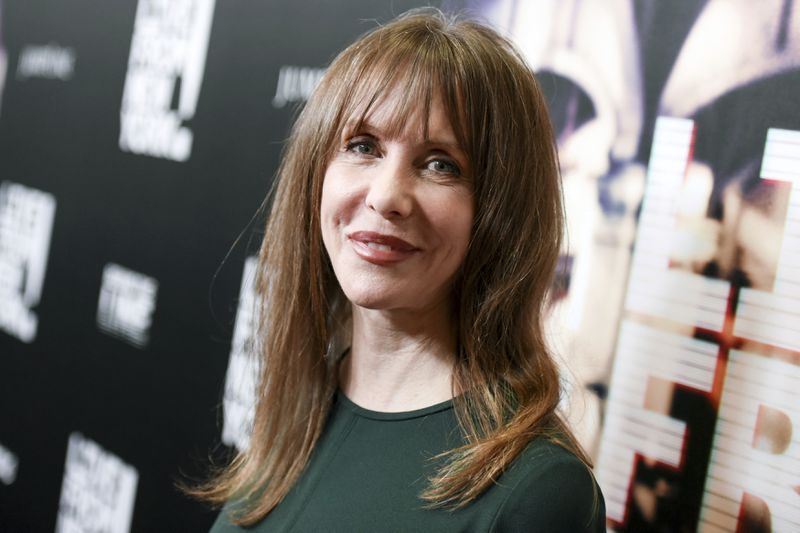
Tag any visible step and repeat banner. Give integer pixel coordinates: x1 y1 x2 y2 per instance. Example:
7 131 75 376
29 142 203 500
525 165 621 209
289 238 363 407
1 0 798 531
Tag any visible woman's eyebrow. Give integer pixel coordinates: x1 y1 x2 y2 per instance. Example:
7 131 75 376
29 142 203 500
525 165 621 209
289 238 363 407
345 119 465 155
340 120 380 138
424 138 462 150
422 137 468 163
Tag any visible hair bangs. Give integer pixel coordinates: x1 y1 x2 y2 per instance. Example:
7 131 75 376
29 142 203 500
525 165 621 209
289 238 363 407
330 29 470 160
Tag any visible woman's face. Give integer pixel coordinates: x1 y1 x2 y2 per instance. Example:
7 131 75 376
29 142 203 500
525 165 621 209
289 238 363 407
320 90 474 315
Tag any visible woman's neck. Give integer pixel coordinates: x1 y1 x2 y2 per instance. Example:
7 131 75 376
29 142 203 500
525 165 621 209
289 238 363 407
339 301 456 412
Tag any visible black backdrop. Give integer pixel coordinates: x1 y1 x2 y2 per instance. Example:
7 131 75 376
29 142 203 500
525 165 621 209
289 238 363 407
0 1 456 531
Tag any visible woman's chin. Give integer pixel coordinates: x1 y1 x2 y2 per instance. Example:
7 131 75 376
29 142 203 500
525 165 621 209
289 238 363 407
345 293 397 311
340 285 411 312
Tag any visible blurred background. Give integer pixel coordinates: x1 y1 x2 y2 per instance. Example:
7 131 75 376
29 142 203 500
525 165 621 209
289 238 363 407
1 0 798 531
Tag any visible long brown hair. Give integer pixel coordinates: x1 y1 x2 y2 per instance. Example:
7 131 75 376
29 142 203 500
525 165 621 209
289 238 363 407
192 8 589 525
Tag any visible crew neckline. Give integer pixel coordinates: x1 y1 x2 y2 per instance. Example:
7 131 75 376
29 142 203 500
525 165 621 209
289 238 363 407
335 389 454 421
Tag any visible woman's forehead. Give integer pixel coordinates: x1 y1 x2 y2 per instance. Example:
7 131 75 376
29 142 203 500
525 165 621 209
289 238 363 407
340 82 466 147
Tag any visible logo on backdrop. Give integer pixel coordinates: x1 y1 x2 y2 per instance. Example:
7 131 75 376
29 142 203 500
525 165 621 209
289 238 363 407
272 65 326 108
222 256 260 451
0 181 56 343
96 263 158 348
119 0 216 162
0 442 18 485
16 44 76 80
55 433 138 533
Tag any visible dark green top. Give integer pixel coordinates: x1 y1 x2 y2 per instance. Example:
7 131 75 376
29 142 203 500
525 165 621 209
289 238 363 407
210 391 605 532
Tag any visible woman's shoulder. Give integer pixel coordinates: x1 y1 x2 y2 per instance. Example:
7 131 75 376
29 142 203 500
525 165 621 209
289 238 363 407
488 437 606 532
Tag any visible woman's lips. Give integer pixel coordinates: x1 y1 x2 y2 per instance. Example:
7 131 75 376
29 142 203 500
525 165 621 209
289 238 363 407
347 231 419 265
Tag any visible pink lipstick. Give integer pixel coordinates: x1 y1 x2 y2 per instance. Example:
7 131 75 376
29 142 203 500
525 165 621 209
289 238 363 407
348 231 419 265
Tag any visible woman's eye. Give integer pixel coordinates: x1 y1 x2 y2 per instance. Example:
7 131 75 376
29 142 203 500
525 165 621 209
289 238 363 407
345 140 377 156
427 159 460 175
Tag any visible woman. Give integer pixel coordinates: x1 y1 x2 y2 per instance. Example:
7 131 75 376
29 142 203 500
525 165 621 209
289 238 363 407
202 8 605 532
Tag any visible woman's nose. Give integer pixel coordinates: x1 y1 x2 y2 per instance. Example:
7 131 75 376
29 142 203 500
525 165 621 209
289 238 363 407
365 157 413 218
